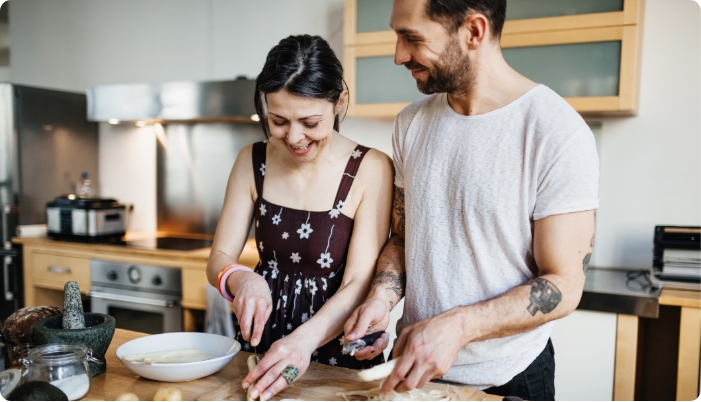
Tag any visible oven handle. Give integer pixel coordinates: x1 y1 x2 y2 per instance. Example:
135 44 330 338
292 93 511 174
88 291 178 308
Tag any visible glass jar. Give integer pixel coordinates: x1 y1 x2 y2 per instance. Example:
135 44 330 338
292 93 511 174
20 344 100 401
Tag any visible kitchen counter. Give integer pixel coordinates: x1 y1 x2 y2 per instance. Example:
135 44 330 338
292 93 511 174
12 233 258 267
579 267 662 318
86 328 502 401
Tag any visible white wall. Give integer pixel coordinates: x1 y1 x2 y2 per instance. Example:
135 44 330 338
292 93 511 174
589 0 701 269
98 123 157 233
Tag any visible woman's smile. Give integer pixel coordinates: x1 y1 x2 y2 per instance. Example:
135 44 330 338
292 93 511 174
289 140 314 155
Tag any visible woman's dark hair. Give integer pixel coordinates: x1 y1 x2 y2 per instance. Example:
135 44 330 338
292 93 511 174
254 35 346 138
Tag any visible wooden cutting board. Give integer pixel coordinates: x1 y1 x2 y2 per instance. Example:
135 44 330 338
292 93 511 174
198 355 501 401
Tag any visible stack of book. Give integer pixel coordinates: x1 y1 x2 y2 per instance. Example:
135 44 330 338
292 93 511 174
652 226 701 290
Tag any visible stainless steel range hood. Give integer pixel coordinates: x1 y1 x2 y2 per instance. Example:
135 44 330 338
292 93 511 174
87 78 258 123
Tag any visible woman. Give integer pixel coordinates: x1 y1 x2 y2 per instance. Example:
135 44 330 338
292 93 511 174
206 34 393 400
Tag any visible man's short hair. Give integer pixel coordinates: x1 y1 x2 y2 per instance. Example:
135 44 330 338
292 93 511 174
426 0 507 38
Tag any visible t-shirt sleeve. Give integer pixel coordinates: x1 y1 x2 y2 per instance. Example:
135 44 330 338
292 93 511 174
392 116 405 189
533 128 600 220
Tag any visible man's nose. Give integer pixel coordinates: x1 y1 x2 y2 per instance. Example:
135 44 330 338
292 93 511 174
394 39 411 66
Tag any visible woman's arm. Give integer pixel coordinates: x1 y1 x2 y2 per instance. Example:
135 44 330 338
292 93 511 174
206 144 273 347
206 144 257 286
243 149 394 400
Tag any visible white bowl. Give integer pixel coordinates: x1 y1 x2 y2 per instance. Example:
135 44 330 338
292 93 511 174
116 332 240 382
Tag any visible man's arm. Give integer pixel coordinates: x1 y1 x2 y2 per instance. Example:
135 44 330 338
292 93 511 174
383 209 595 394
343 186 407 358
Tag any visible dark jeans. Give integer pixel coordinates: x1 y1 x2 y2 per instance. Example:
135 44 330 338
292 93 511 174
483 339 556 401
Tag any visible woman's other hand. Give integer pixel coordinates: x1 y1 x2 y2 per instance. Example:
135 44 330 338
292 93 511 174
242 332 314 400
229 270 272 347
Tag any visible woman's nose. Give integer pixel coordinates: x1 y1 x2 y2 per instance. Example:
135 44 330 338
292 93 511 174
287 124 306 144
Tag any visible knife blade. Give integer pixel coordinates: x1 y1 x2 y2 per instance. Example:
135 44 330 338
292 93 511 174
342 331 386 356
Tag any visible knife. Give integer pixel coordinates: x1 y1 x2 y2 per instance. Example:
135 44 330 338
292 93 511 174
342 331 386 356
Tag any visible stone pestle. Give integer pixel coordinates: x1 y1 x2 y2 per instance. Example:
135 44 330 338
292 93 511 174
62 281 86 329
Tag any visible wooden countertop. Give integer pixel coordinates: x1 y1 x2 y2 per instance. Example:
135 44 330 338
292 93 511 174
86 329 502 401
13 233 259 270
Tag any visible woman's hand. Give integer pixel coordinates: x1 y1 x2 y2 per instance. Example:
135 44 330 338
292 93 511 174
229 271 272 347
242 332 315 400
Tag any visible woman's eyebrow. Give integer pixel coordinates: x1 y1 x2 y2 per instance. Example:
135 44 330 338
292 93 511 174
269 112 323 120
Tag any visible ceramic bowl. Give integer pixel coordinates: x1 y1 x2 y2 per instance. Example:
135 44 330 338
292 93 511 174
115 332 240 382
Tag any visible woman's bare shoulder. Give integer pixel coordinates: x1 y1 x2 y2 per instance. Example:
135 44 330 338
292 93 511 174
232 143 256 174
356 148 394 187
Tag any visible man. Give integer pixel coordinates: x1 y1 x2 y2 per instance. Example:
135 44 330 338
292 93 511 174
342 0 598 400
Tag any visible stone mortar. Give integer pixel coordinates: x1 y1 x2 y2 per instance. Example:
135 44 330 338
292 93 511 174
32 313 116 377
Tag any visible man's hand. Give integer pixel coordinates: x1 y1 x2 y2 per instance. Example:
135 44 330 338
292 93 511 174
382 309 465 394
343 296 392 360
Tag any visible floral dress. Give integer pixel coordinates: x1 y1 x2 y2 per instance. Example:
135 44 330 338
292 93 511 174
234 141 385 370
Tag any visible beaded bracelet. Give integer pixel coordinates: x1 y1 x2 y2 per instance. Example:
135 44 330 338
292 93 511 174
216 264 251 302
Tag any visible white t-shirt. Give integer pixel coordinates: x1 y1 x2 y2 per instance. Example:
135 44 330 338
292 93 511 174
393 85 599 389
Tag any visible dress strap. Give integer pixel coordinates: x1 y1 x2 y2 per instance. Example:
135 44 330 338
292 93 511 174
332 145 371 208
251 141 268 198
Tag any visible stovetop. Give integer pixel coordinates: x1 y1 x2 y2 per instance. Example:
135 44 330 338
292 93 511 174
98 236 213 251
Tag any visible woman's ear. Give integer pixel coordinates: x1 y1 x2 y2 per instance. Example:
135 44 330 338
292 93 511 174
336 89 349 115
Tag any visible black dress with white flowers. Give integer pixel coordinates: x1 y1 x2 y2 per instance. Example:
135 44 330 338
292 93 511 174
235 141 385 370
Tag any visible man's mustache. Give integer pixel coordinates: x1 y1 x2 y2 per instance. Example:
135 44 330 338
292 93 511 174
403 60 428 71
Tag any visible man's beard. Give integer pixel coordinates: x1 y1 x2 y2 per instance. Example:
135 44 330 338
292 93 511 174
404 36 473 96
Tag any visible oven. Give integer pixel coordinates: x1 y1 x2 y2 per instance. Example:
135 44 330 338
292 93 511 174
89 260 182 334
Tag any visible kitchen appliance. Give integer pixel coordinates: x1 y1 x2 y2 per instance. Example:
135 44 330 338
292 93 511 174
651 225 700 290
89 260 182 334
46 196 126 241
0 83 98 320
86 78 261 235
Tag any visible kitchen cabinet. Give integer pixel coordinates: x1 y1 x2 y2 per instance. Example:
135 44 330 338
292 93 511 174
343 0 644 117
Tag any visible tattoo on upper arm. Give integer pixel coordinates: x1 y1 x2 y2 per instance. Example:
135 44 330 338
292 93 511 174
372 271 406 298
526 278 562 316
583 233 594 274
583 211 596 275
393 187 406 235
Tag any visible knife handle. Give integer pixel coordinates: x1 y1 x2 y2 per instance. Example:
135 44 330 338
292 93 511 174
359 331 386 346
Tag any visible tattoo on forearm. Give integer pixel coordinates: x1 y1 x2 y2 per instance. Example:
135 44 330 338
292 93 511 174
393 187 406 235
372 271 406 298
526 278 562 316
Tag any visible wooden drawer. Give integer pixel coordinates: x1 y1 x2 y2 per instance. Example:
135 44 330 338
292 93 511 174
31 252 91 292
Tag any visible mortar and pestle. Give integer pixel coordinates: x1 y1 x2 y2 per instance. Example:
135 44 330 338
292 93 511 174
32 282 116 376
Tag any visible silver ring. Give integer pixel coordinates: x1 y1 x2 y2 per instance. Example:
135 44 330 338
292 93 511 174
280 366 299 385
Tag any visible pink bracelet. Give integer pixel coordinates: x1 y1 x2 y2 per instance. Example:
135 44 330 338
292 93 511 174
216 264 252 302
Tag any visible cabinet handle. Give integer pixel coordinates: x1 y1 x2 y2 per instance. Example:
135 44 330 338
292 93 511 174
48 265 71 274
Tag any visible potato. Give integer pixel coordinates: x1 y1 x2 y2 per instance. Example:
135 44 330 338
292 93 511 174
153 387 182 401
115 393 139 401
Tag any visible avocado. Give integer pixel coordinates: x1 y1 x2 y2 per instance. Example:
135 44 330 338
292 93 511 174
8 381 68 401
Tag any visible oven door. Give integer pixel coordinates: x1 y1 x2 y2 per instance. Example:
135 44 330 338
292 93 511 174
89 288 182 334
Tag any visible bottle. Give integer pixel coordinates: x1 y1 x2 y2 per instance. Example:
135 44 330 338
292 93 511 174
77 172 92 198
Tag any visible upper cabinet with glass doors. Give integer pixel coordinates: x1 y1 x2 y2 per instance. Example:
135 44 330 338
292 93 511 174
343 0 644 118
